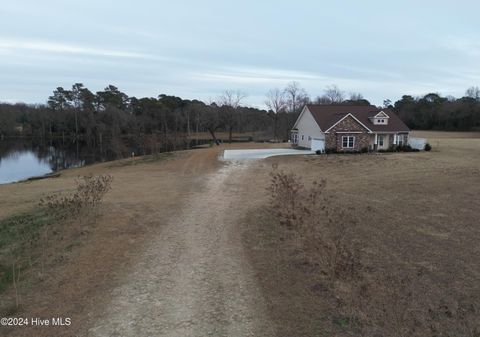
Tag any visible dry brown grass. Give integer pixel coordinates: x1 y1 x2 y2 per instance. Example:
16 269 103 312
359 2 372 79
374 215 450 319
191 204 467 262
243 131 480 336
0 142 289 337
0 132 479 336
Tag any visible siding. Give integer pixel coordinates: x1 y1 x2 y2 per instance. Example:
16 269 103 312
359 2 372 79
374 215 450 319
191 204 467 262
294 107 325 148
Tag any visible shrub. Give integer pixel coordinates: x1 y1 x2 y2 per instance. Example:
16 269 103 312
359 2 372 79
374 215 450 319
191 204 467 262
267 166 360 281
424 143 432 151
315 150 323 155
40 174 113 216
387 144 415 152
267 168 306 228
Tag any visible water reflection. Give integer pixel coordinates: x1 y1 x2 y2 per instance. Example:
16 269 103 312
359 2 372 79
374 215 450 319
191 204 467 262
0 140 86 184
0 136 212 184
0 151 53 184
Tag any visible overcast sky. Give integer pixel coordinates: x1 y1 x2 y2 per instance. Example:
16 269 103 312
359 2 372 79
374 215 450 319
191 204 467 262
1 0 479 108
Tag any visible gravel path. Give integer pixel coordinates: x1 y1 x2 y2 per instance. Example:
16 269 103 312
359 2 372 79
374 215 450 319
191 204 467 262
88 162 275 337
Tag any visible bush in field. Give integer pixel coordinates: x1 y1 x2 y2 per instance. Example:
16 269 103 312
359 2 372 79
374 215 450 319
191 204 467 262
40 174 113 216
266 167 304 228
267 166 360 281
267 166 326 229
424 143 432 151
75 174 113 208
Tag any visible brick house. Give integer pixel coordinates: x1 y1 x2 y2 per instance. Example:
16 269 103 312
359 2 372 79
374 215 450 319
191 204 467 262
291 104 410 152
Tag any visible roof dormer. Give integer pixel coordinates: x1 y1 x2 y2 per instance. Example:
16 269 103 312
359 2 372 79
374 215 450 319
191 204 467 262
370 111 390 125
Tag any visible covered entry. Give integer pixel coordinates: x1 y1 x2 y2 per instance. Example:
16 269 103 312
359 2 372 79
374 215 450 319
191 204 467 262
311 138 325 152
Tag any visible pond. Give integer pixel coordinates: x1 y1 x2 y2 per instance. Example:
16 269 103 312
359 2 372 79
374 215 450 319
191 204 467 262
0 140 87 184
0 137 212 184
0 151 55 184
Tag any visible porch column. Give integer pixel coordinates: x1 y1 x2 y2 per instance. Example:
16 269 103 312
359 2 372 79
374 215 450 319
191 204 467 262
393 134 397 145
374 133 378 145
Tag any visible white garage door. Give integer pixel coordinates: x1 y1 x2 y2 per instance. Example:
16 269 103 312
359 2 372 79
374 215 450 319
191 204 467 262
311 138 325 152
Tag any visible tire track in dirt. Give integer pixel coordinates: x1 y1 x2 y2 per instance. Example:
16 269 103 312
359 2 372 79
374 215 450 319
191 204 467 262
88 161 275 337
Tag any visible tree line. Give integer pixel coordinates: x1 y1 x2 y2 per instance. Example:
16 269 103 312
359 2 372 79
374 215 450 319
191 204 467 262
391 87 480 130
0 84 300 153
1 83 479 150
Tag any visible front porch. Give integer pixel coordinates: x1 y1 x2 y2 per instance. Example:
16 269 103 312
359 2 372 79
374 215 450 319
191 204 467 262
369 133 409 151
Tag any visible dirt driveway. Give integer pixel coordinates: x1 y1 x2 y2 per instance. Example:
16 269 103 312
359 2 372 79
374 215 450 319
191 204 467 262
88 160 275 337
0 143 287 337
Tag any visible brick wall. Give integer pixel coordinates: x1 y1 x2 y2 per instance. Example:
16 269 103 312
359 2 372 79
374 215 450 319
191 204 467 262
325 115 370 151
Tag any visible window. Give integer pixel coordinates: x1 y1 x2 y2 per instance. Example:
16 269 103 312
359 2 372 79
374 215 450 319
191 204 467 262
397 135 404 146
378 135 384 146
301 135 304 140
308 136 311 141
342 136 355 148
374 118 388 125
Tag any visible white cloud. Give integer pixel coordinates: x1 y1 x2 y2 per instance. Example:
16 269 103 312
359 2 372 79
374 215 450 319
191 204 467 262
0 38 154 59
191 66 327 85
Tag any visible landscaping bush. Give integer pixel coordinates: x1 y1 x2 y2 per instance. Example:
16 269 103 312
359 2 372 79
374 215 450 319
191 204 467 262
383 144 418 153
424 143 432 151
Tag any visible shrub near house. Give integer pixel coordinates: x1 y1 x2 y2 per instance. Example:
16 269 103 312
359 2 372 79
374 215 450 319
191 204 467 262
291 105 410 152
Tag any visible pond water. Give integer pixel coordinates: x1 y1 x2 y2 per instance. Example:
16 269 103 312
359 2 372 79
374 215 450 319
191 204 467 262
0 138 211 184
0 151 54 184
0 140 87 184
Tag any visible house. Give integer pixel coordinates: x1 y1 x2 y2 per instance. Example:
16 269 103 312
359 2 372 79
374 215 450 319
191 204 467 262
291 104 410 152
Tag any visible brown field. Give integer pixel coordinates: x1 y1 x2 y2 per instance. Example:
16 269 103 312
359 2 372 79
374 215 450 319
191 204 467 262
0 131 479 336
244 131 480 335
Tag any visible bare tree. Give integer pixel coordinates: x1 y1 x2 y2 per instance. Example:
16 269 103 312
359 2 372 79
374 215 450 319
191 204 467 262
218 90 246 109
324 84 345 103
284 81 310 114
265 88 287 141
218 90 246 143
349 92 364 101
314 95 332 105
465 86 480 101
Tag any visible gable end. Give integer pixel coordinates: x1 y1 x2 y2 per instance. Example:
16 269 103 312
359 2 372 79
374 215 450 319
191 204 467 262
325 113 372 133
292 106 322 131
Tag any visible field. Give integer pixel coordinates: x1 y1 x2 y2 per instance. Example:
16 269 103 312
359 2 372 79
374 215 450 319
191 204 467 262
243 130 480 335
0 131 479 336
